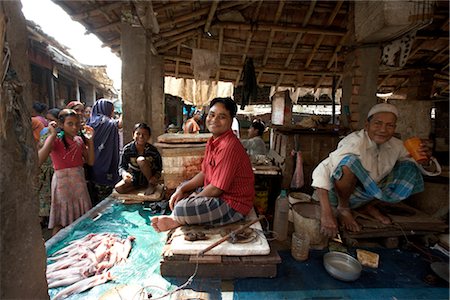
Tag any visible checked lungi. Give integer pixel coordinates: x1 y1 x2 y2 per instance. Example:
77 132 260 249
328 155 424 209
172 196 244 226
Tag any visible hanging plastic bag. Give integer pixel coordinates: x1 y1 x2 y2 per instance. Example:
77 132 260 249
290 150 304 189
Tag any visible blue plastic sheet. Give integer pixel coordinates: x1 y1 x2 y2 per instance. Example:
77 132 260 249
46 200 175 299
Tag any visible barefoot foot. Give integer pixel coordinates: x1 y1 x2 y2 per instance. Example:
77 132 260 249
337 207 361 232
363 204 391 225
151 216 181 232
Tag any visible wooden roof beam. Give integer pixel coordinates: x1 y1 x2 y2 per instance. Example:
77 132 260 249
165 56 340 76
159 33 200 52
234 0 263 86
275 73 284 91
70 2 124 21
314 75 325 91
284 0 316 68
215 27 224 81
86 20 121 33
377 74 392 89
305 1 343 68
204 0 219 34
258 0 285 84
326 31 349 70
175 44 181 77
234 32 254 86
428 45 449 63
214 22 347 36
159 1 239 29
155 28 201 48
160 20 206 38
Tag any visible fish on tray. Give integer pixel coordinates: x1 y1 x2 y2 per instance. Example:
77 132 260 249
47 233 135 299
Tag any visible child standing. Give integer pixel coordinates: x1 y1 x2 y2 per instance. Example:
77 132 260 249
115 123 162 196
39 109 95 235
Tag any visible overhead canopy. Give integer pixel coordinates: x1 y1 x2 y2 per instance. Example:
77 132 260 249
54 1 449 99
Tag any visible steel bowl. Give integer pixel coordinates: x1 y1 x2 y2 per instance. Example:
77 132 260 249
323 251 362 282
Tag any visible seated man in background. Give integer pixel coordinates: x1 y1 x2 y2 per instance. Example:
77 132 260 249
115 123 162 196
183 110 201 134
241 119 267 156
152 97 255 232
312 103 432 238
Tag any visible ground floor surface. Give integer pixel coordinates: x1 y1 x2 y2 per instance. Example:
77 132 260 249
45 198 449 300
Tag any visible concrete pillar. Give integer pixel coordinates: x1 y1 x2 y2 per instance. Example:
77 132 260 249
342 46 381 129
47 70 56 108
121 21 164 143
85 84 96 106
74 77 80 100
0 1 49 299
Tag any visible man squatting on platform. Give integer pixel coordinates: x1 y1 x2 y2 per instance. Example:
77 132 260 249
312 103 434 238
151 97 254 232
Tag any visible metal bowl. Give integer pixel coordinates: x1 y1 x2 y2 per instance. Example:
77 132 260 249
323 251 362 282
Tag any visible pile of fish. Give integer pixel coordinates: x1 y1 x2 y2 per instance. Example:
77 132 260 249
47 233 135 300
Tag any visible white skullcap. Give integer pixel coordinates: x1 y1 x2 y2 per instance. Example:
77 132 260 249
367 103 398 119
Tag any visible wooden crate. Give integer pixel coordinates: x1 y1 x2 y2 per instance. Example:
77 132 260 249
160 247 281 279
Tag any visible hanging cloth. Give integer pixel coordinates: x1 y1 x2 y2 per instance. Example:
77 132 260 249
240 57 257 110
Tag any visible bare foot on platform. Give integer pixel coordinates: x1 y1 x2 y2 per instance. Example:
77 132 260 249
363 204 391 225
151 216 181 232
337 207 361 232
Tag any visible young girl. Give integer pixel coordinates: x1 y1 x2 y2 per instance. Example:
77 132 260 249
115 123 162 196
39 109 95 235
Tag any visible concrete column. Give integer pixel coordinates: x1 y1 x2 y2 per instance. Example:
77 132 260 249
74 77 80 100
85 84 96 106
47 70 56 108
1 1 49 298
342 46 381 129
121 21 165 143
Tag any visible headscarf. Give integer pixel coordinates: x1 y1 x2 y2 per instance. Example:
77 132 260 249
66 101 84 110
87 99 120 186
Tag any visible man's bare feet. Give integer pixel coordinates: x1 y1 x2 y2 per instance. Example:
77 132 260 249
151 216 181 232
362 204 391 225
337 207 361 232
320 208 338 238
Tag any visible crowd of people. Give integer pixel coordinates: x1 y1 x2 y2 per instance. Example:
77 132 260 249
33 97 432 240
33 99 126 235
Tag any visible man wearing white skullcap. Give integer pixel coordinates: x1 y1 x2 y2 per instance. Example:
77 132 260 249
311 102 431 238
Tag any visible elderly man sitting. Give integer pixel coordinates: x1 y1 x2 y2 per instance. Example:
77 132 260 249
312 103 432 238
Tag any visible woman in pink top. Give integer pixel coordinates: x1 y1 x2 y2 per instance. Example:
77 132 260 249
152 97 254 232
39 109 95 235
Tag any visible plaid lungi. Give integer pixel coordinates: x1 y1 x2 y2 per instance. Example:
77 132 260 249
328 155 424 209
172 196 244 226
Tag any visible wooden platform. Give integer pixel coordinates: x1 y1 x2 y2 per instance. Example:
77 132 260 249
109 185 165 204
342 202 448 243
160 244 281 279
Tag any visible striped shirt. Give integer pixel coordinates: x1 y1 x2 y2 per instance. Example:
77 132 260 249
202 129 255 215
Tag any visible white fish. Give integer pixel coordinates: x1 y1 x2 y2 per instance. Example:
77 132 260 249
52 271 113 300
48 274 85 289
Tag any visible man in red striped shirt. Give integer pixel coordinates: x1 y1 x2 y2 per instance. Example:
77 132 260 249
152 97 255 232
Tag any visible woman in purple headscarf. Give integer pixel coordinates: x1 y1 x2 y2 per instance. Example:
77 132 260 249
87 99 122 204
